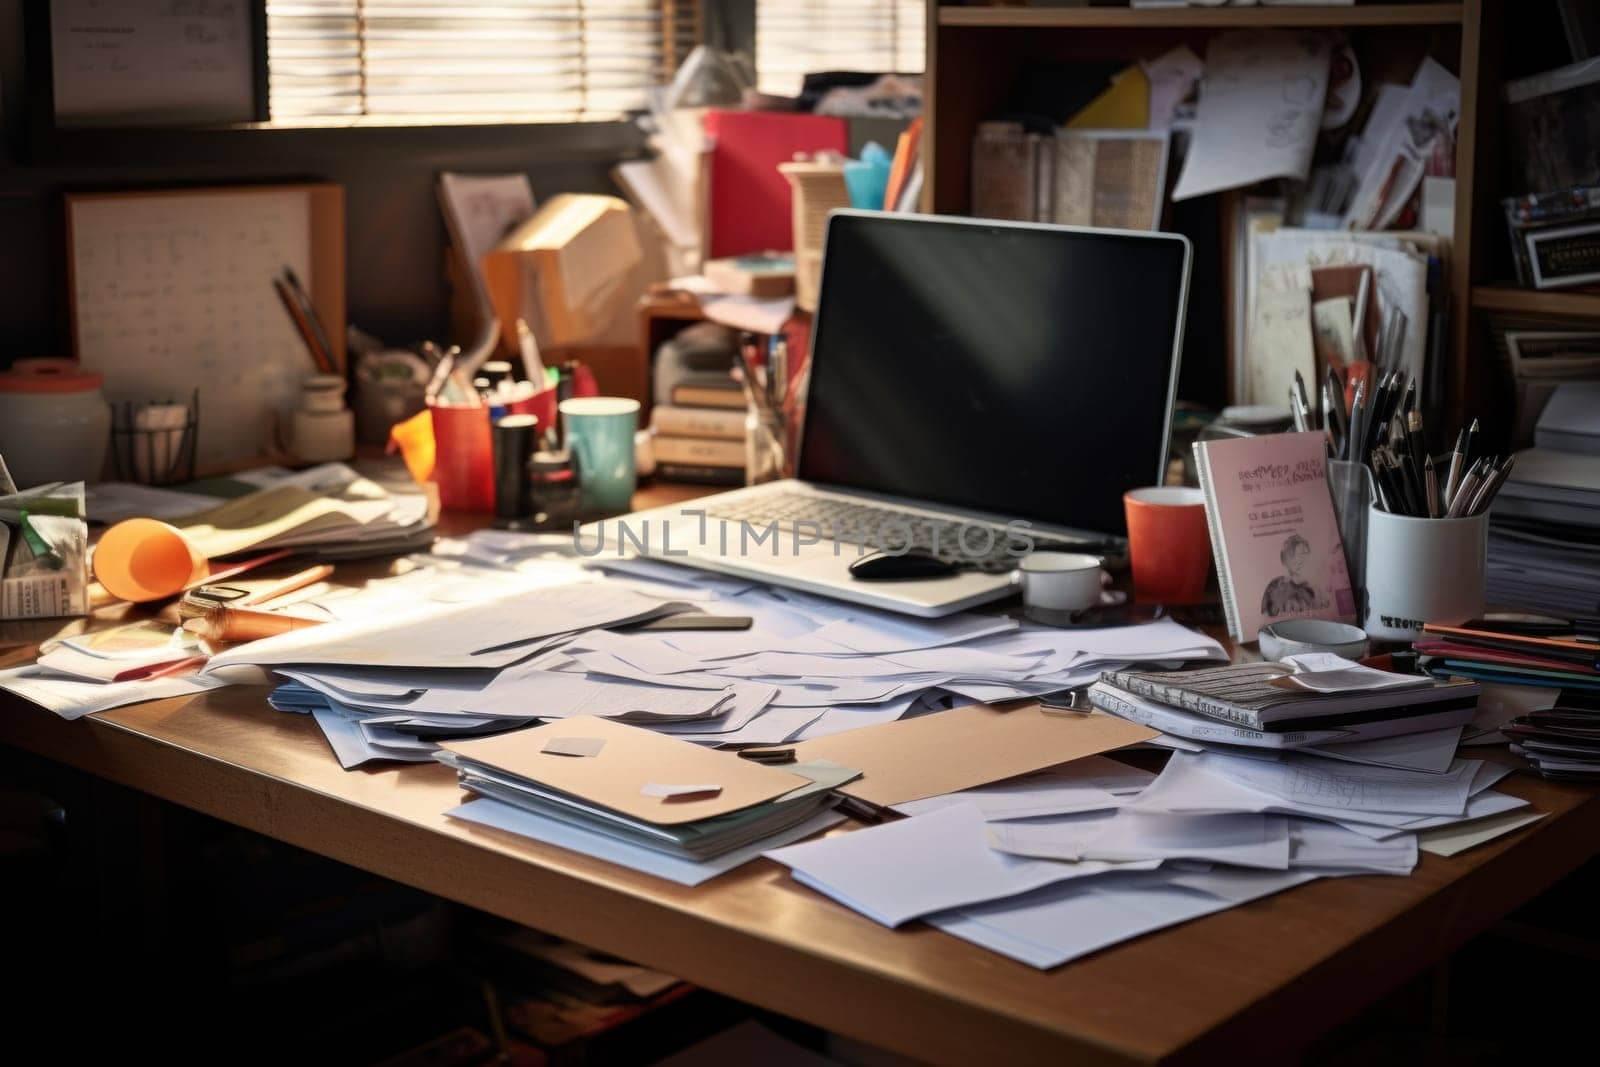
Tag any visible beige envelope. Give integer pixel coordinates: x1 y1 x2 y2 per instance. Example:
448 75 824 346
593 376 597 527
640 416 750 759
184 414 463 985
441 716 808 826
792 701 1157 807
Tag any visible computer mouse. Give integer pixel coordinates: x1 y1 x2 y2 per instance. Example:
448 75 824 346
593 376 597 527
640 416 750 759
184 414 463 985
847 550 960 582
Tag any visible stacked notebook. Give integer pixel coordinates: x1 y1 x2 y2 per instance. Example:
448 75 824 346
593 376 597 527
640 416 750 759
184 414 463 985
650 322 747 485
1416 622 1600 778
438 716 858 862
1090 659 1482 752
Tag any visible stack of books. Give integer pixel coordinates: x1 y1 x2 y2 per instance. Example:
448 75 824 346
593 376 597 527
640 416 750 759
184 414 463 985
1415 622 1600 776
1089 660 1482 753
650 322 747 486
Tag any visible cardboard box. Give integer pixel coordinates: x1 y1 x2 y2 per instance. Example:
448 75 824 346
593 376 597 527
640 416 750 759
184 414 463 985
482 194 658 350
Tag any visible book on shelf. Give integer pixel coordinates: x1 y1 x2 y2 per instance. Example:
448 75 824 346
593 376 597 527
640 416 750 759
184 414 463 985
1192 431 1357 642
649 405 747 441
651 435 745 469
670 384 746 410
655 463 745 487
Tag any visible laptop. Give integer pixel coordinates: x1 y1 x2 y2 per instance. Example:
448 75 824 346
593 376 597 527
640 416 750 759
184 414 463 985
614 211 1191 617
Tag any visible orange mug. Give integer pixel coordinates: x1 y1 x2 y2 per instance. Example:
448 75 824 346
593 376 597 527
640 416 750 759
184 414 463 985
1123 487 1214 605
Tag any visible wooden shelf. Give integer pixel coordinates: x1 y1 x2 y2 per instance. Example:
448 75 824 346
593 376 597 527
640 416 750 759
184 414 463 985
937 3 1464 30
1472 285 1600 318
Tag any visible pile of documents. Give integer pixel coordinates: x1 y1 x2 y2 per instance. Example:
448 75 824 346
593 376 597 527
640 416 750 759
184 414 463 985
1486 441 1600 617
1417 621 1600 778
439 715 858 885
765 736 1538 970
192 542 1226 768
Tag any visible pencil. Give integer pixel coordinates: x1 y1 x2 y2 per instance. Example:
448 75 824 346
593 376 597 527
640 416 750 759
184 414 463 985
273 277 335 374
182 605 325 644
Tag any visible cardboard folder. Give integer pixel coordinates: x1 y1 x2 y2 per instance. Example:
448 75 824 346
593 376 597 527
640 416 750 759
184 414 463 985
792 701 1157 808
441 716 808 826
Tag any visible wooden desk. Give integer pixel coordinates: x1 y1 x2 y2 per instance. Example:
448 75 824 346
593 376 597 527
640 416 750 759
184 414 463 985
3 486 1598 1064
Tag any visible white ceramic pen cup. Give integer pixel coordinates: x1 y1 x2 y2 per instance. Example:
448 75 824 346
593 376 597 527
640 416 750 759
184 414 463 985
1362 505 1487 643
1018 552 1106 614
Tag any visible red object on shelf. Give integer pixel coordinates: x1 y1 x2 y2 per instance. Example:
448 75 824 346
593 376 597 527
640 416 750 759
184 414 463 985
704 109 849 259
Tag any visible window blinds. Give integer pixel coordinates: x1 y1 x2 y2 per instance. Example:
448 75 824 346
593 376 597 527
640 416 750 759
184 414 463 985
265 1 670 124
754 1 924 98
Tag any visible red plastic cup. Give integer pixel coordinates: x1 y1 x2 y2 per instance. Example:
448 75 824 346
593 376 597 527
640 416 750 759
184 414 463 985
429 402 494 511
1124 487 1214 605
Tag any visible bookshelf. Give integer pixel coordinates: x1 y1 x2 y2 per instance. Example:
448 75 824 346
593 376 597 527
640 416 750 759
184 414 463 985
1471 284 1600 318
920 1 1532 426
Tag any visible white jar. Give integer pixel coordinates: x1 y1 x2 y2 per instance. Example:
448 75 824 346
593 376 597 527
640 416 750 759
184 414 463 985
0 359 111 487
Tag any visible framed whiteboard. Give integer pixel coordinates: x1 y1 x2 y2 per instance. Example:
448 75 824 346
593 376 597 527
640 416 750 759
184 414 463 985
66 184 345 469
49 0 266 128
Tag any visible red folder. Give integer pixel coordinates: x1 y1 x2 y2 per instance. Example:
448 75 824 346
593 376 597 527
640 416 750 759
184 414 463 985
704 110 849 259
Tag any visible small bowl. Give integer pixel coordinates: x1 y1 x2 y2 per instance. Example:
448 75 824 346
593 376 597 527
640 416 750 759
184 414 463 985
1258 619 1370 662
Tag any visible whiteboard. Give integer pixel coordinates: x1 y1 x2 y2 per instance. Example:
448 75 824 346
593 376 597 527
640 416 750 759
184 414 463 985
51 0 257 127
70 190 315 467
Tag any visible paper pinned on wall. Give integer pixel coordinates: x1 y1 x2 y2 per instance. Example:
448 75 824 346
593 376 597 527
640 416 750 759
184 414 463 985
1172 31 1332 202
1248 283 1316 408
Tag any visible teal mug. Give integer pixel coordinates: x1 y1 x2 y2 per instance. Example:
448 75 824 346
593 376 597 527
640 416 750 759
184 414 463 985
561 397 640 515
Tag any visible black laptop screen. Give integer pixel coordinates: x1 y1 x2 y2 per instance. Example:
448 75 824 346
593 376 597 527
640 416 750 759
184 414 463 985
797 213 1189 537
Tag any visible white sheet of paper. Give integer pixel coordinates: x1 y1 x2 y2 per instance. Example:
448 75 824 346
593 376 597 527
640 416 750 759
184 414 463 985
1288 817 1417 874
990 810 1292 870
1306 727 1462 774
1172 30 1331 201
929 866 1320 970
892 756 1153 821
0 665 220 721
764 803 1156 928
1417 810 1545 857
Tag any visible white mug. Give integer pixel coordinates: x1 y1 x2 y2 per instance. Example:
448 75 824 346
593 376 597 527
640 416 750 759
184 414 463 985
1018 552 1105 613
1362 506 1487 642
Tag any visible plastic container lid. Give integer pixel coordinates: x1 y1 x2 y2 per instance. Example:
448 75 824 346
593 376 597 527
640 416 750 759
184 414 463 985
0 358 104 394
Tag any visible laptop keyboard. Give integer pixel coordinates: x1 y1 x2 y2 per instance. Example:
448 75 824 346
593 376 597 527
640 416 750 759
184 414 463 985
703 490 1118 574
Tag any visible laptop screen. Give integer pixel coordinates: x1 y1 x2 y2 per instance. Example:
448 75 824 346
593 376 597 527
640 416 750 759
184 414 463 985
797 213 1190 537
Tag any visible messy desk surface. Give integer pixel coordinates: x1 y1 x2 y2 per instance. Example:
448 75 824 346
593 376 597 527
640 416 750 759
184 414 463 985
3 481 1598 1066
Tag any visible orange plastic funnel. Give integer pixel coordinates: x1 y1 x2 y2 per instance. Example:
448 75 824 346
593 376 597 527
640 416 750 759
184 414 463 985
93 518 209 603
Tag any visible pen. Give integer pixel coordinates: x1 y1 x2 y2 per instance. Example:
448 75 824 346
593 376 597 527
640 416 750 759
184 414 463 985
273 277 334 375
1364 372 1395 461
280 267 337 374
238 564 336 607
1321 377 1344 457
1447 458 1488 518
1290 379 1309 433
1405 410 1429 498
1462 417 1481 473
1444 426 1468 508
1468 454 1515 516
182 605 326 644
113 655 208 683
1347 377 1369 464
1402 376 1417 418
515 318 547 384
1424 455 1441 518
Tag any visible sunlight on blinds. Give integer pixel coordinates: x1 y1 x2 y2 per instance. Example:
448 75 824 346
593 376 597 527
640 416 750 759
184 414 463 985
266 1 668 124
755 1 923 98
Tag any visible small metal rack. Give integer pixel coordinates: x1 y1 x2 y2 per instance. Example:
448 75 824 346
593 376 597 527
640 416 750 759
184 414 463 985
110 389 200 486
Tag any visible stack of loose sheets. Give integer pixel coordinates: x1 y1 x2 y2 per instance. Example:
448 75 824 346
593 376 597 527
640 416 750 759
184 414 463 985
190 544 1226 768
764 737 1539 969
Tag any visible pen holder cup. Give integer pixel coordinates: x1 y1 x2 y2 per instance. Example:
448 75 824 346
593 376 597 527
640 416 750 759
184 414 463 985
1361 505 1487 644
745 407 787 487
429 403 495 512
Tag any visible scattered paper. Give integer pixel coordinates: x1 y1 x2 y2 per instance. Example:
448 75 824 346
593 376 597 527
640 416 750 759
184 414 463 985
1418 810 1546 858
544 737 606 758
1172 30 1332 201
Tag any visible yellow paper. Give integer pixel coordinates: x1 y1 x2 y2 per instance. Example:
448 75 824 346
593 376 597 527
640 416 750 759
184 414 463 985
1066 66 1150 130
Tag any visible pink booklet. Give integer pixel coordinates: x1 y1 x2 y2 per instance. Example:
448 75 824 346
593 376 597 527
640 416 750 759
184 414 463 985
1193 431 1356 641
